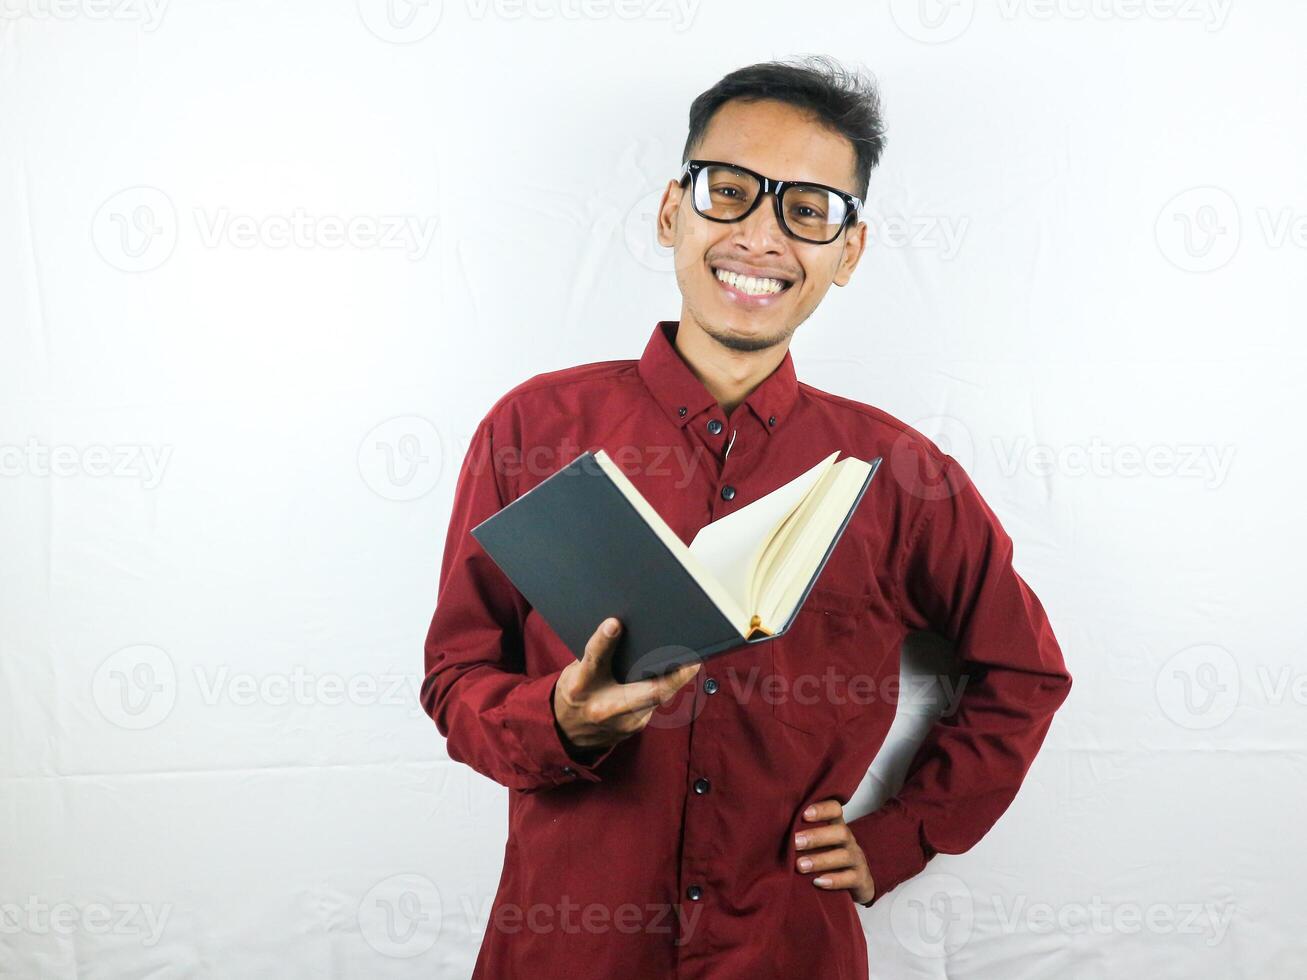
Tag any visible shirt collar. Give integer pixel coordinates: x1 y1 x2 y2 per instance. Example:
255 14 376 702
637 320 799 435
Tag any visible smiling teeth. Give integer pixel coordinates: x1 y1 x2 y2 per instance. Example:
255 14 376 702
715 267 787 296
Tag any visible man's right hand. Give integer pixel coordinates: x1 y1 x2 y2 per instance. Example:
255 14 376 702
552 617 702 761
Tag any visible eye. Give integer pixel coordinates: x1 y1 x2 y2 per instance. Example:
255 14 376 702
789 203 827 222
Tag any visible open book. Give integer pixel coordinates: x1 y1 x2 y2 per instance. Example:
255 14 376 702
597 449 878 640
471 448 882 682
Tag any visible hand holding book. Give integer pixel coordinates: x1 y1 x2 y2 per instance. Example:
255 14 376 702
552 616 702 759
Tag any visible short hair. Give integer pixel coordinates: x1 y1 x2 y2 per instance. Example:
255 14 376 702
681 55 886 200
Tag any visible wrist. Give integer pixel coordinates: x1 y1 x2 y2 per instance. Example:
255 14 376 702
553 714 608 764
551 675 604 764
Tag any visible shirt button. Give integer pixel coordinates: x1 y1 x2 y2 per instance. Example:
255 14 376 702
707 419 723 435
703 677 718 695
678 406 687 417
693 777 711 795
686 885 703 901
720 485 736 501
768 415 777 426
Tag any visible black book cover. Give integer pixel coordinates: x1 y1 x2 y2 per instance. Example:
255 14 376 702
470 450 881 683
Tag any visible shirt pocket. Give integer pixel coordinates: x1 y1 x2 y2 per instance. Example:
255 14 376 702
769 586 875 735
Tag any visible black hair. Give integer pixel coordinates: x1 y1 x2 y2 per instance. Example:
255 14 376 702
681 55 886 200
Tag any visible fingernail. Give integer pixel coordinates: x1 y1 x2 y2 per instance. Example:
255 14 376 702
794 834 807 847
798 858 812 871
813 877 830 887
804 806 816 819
605 619 620 636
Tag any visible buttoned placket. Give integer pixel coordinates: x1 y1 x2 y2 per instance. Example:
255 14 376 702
671 402 767 957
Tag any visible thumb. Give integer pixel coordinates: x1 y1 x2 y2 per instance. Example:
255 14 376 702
578 616 622 684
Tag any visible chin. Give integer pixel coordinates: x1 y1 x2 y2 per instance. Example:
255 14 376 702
704 313 792 353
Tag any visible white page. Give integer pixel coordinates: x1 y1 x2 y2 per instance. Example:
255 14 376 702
687 451 839 615
763 458 872 626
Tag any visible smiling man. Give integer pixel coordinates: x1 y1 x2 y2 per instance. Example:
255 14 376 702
421 56 1073 979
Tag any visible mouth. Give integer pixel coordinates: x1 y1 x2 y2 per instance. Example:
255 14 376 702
710 263 795 306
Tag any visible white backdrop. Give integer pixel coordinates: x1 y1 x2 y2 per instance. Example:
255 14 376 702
2 1 1303 977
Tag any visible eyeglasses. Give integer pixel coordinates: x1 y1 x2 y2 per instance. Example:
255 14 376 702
677 159 864 245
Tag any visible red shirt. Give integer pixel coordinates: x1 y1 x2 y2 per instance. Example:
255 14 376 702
421 320 1073 979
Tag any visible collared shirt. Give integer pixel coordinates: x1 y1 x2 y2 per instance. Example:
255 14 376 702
421 320 1073 979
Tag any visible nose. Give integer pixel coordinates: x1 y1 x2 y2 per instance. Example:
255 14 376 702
728 190 787 253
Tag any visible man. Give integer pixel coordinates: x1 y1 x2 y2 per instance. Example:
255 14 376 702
421 56 1073 979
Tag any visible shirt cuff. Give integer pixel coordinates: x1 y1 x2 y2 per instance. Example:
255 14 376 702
848 798 933 908
502 670 617 788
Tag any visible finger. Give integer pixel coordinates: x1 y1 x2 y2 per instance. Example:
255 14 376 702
629 703 658 726
794 825 851 851
618 703 661 734
801 799 844 823
650 659 702 701
606 659 701 718
795 847 853 874
605 678 667 718
811 869 862 891
577 617 622 684
599 677 674 725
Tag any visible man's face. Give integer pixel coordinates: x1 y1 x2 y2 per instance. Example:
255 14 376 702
656 98 869 353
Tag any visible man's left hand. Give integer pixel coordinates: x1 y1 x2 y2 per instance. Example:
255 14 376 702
793 798 876 905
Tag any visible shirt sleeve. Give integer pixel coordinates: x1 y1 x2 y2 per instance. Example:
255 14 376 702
419 413 619 792
848 454 1073 907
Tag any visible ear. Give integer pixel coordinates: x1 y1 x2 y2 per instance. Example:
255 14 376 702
655 179 683 249
831 220 868 287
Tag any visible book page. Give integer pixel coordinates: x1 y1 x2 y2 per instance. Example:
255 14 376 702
687 451 838 617
750 460 843 612
758 458 873 627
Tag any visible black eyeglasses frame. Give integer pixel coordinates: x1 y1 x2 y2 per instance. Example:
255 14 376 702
677 158 864 245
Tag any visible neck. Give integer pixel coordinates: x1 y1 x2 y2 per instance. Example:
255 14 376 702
671 314 788 417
